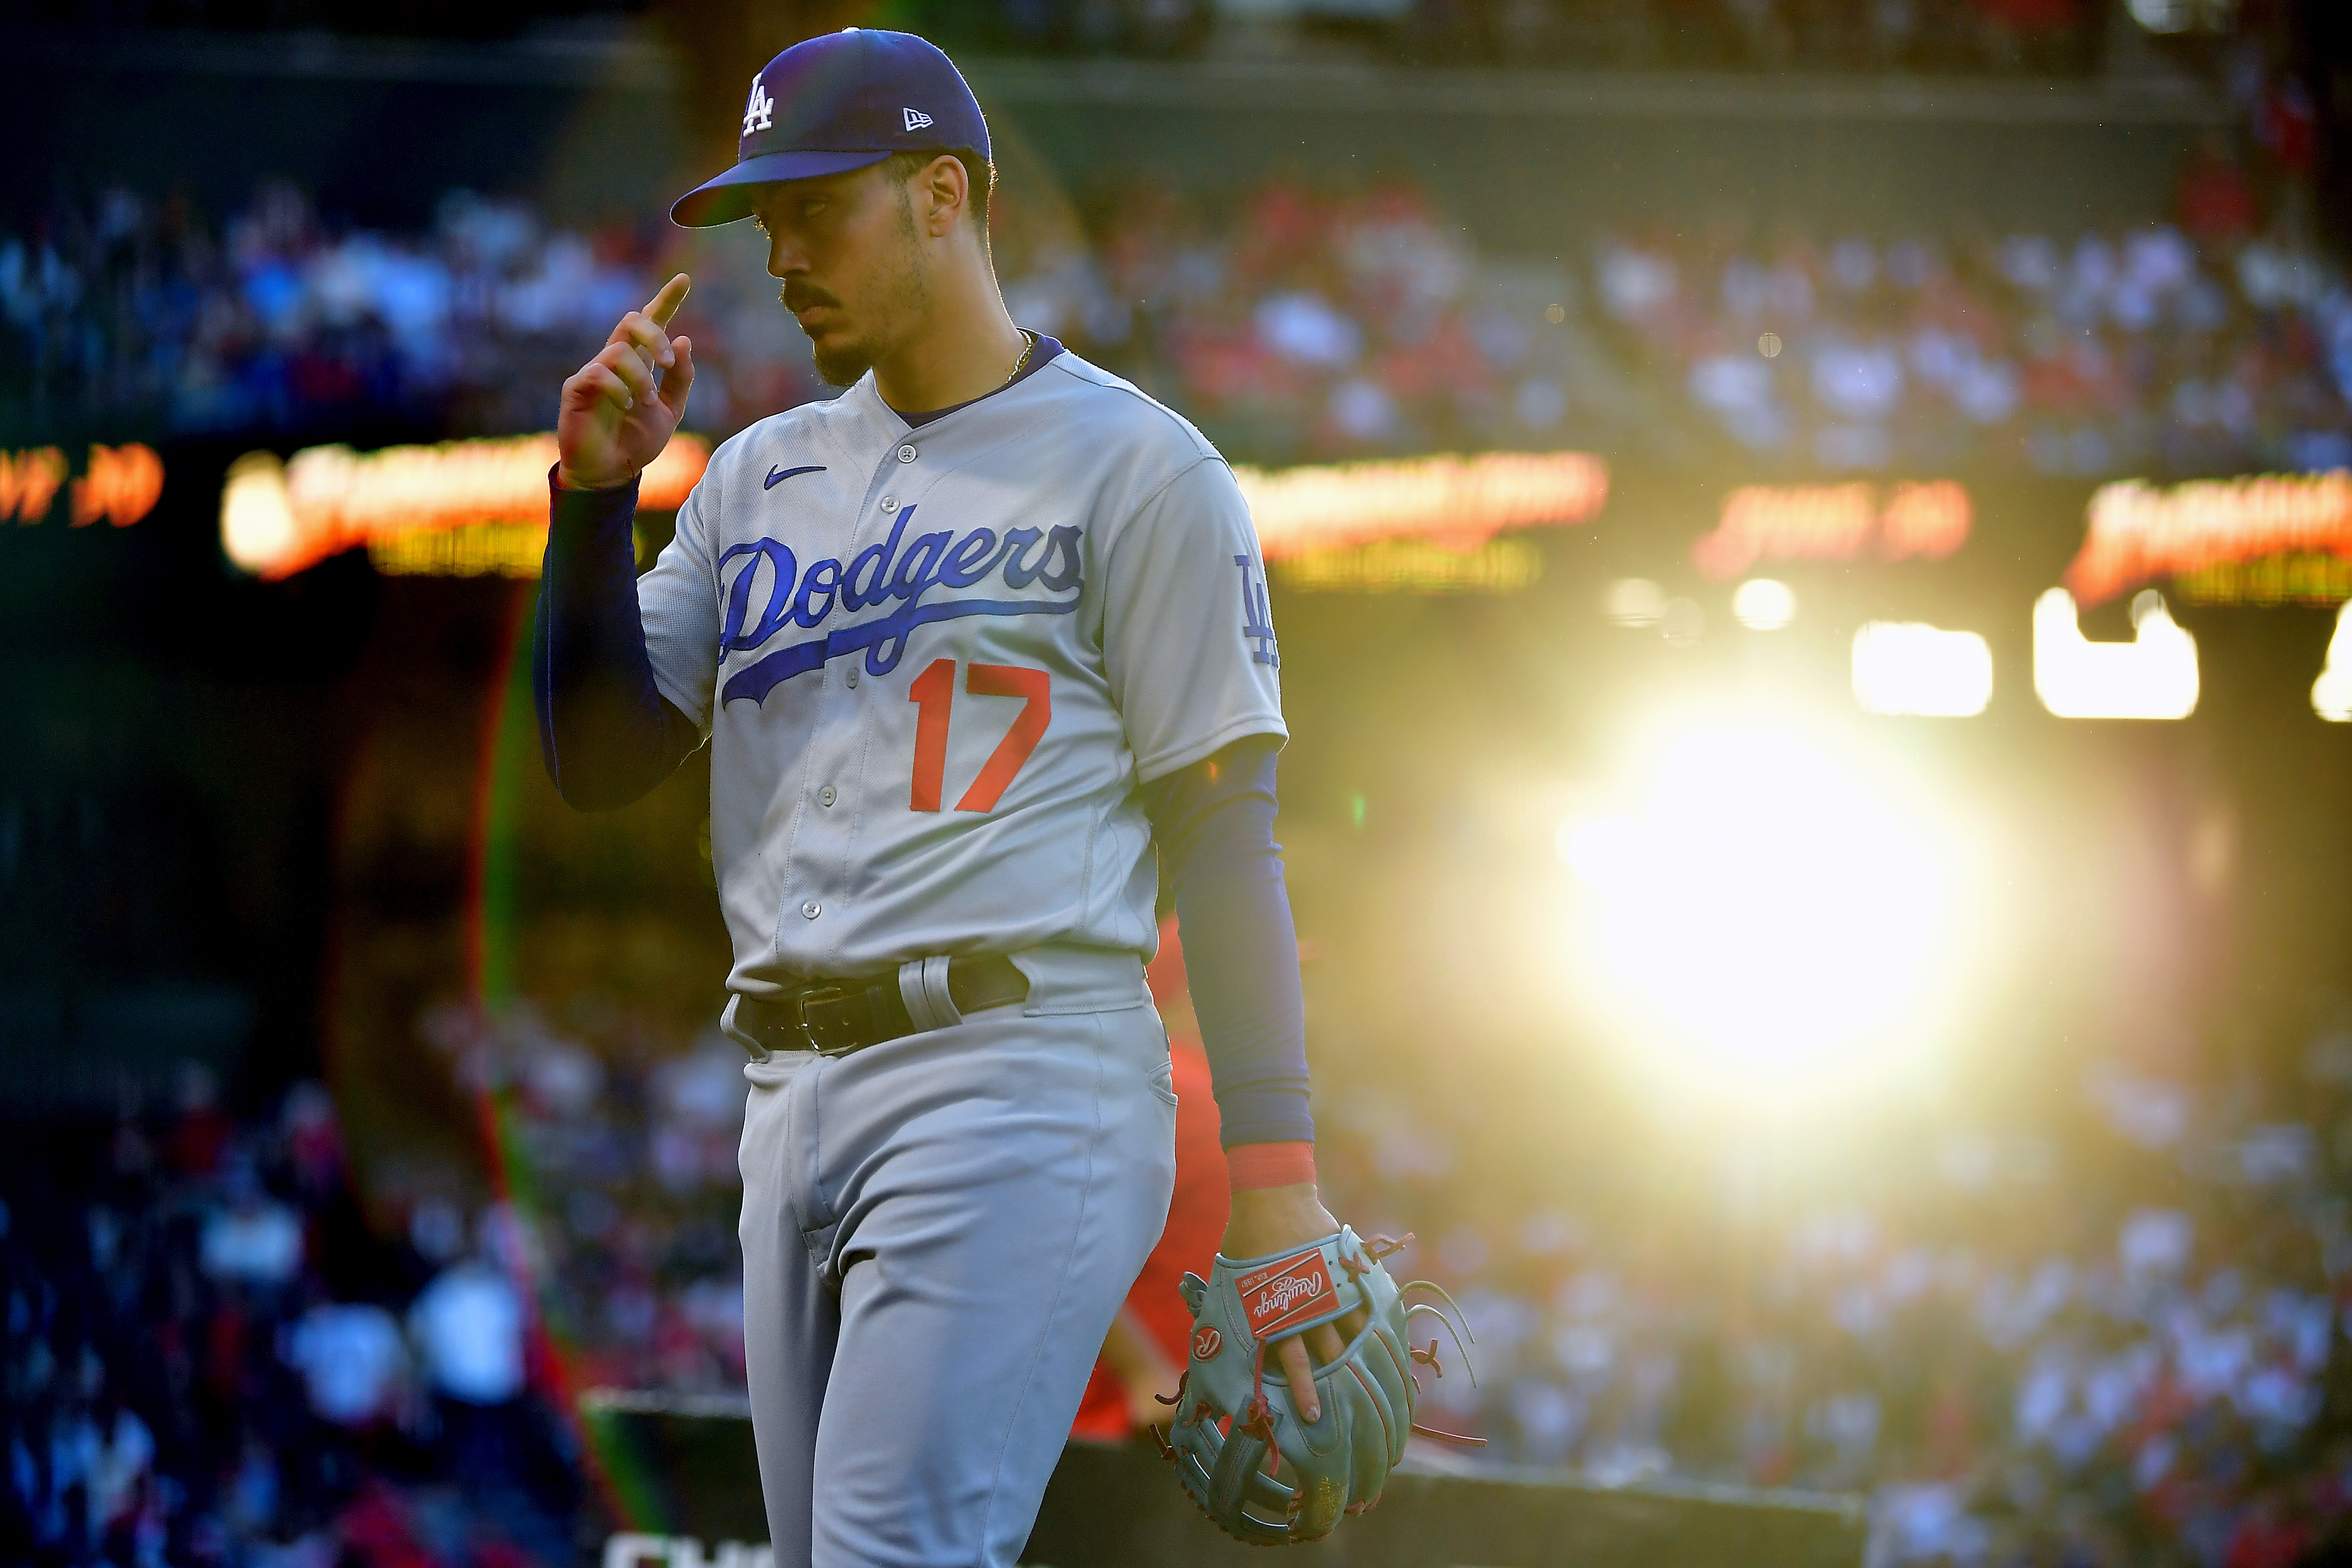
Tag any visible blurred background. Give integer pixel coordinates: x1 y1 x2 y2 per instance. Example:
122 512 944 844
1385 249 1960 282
11 0 2352 1563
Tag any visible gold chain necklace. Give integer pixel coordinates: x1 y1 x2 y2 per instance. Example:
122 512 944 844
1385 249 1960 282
1003 328 1036 387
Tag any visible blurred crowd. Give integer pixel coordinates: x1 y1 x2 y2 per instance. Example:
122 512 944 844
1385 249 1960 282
1311 1033 2352 1568
411 999 751 1400
0 988 763 1566
901 0 2104 73
48 0 2107 75
1018 158 2352 477
0 1062 594 1567
9 154 2350 482
1568 181 2352 480
0 181 825 452
13 984 2352 1566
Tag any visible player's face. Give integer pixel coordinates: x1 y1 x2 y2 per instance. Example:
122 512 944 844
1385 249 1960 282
752 164 930 388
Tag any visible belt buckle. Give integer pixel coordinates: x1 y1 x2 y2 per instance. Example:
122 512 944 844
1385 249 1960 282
794 983 859 1053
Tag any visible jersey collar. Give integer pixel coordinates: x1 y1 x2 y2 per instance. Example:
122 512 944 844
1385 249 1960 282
839 345 1065 439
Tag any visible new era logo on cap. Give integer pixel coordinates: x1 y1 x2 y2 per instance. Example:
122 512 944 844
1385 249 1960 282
903 107 934 131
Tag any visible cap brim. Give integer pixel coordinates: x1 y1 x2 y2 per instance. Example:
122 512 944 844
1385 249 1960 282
670 148 893 228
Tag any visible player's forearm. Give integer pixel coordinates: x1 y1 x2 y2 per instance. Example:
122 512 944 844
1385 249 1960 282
1142 737 1314 1149
533 470 702 810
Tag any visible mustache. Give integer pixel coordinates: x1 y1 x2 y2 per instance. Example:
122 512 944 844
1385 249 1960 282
782 281 840 313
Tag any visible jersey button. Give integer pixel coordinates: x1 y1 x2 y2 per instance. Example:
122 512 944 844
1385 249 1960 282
879 495 899 512
818 786 837 807
896 443 917 463
845 668 860 689
801 900 821 920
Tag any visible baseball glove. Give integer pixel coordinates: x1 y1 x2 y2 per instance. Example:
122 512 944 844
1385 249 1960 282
1156 1227 1482 1544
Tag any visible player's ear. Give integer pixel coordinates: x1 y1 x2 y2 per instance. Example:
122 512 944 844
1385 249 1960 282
920 154 969 239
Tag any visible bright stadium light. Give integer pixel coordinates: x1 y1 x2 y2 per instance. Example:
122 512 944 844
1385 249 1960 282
220 452 298 575
2033 588 2198 720
2126 0 2194 32
1851 622 1994 717
1732 578 1797 630
1559 711 1978 1113
1556 815 1645 890
2125 0 2234 35
2314 602 2352 722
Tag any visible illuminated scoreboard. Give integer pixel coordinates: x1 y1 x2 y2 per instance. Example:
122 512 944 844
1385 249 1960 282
1691 479 1970 578
218 435 712 581
208 432 2352 726
1674 471 2352 723
2 444 164 528
2045 472 2352 722
217 439 1612 583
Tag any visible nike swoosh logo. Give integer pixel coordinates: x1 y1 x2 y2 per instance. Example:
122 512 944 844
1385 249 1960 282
765 464 825 490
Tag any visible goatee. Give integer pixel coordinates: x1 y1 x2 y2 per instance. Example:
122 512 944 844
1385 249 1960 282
812 341 873 387
784 282 869 386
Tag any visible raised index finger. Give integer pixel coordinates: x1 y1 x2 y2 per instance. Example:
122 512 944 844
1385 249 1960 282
644 273 692 328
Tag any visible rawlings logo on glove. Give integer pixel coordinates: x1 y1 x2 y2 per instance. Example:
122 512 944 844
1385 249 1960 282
1236 1249 1331 1337
1156 1227 1481 1545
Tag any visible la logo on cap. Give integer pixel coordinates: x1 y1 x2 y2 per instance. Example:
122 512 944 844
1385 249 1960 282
903 107 934 131
743 79 774 137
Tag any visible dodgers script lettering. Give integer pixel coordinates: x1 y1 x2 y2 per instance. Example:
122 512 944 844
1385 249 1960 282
714 510 1085 705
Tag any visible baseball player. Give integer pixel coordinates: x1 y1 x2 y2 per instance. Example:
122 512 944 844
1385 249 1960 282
533 27 1366 1567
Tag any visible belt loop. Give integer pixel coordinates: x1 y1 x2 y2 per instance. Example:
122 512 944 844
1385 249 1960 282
920 954 962 1029
721 994 770 1062
898 960 944 1035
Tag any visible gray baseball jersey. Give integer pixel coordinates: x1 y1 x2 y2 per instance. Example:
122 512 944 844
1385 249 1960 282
637 352 1287 995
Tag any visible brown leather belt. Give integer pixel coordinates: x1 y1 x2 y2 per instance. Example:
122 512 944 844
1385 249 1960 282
732 954 1028 1057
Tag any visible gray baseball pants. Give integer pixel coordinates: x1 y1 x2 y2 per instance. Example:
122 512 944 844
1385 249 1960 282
737 992 1177 1568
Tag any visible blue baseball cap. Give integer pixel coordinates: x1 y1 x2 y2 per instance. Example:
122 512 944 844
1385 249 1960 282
671 28 991 229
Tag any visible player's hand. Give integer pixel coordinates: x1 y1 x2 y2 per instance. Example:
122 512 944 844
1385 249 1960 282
557 273 697 492
1222 1183 1368 1425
